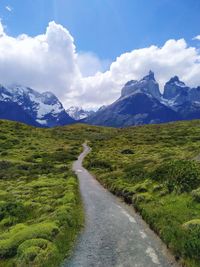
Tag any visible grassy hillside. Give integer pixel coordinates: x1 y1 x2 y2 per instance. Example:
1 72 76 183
1 119 200 267
84 120 200 267
0 120 87 267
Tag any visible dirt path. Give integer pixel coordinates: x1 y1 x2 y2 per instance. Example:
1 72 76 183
62 143 179 267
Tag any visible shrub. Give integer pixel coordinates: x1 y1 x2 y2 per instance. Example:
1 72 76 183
86 159 113 170
191 188 200 202
132 180 151 193
182 219 200 231
0 222 59 258
123 163 147 183
152 160 200 193
0 216 18 227
0 201 27 221
182 220 200 259
134 192 153 204
17 238 59 267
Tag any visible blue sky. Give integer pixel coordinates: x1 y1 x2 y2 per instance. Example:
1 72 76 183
1 0 200 61
0 0 200 109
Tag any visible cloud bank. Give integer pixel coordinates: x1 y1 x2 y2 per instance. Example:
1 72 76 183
0 21 200 109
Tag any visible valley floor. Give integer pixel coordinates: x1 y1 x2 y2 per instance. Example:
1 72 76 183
1 120 200 267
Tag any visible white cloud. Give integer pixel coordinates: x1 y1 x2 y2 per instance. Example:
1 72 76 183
0 20 5 37
77 52 110 77
0 21 82 100
193 35 200 41
75 39 200 109
0 20 200 109
5 6 12 12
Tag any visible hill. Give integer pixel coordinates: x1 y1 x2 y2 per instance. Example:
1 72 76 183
84 120 200 267
0 120 85 266
1 119 200 266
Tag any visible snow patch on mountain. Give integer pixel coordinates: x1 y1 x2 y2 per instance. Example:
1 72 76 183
66 106 94 120
0 84 74 127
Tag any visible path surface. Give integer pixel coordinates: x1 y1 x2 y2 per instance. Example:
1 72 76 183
62 144 179 267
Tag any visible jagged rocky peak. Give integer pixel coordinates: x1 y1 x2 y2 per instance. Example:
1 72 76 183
141 70 155 81
163 76 188 100
166 76 186 87
121 71 161 99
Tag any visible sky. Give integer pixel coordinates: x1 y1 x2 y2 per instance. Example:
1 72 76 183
0 0 200 109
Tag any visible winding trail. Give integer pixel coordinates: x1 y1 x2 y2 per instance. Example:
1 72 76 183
62 143 179 267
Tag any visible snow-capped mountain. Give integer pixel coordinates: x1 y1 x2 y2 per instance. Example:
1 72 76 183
66 106 95 120
84 71 200 127
2 71 200 128
0 85 75 127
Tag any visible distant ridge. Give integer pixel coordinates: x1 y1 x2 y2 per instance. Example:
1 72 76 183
0 85 75 127
84 71 200 127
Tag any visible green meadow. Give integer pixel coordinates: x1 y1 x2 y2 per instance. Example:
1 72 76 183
84 120 200 267
1 119 200 266
0 120 85 267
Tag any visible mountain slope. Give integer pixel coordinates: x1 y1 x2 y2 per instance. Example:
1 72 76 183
85 71 200 127
163 77 200 120
85 71 180 127
0 101 40 127
86 92 180 127
66 106 95 120
0 85 75 127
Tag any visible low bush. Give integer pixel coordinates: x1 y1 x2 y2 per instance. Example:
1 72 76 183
86 158 113 171
17 238 59 267
0 222 59 258
182 220 200 260
133 192 153 204
191 188 200 202
0 201 27 221
152 160 200 193
123 163 147 183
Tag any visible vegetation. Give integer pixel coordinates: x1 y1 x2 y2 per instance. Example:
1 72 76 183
84 120 200 267
2 119 200 267
0 120 85 267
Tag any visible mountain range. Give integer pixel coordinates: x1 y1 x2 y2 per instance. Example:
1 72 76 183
0 85 74 127
84 71 200 127
1 71 200 127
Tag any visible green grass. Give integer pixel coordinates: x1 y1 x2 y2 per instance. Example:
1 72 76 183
0 120 85 267
83 120 200 267
2 119 200 266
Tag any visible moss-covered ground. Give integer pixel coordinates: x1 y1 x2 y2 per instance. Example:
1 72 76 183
0 120 86 267
1 119 200 266
84 120 200 267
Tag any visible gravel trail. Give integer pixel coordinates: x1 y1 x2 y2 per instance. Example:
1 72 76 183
62 144 179 267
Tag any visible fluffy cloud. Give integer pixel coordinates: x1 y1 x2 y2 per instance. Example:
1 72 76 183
77 52 110 77
77 38 200 109
0 21 200 109
193 35 200 41
0 21 82 100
